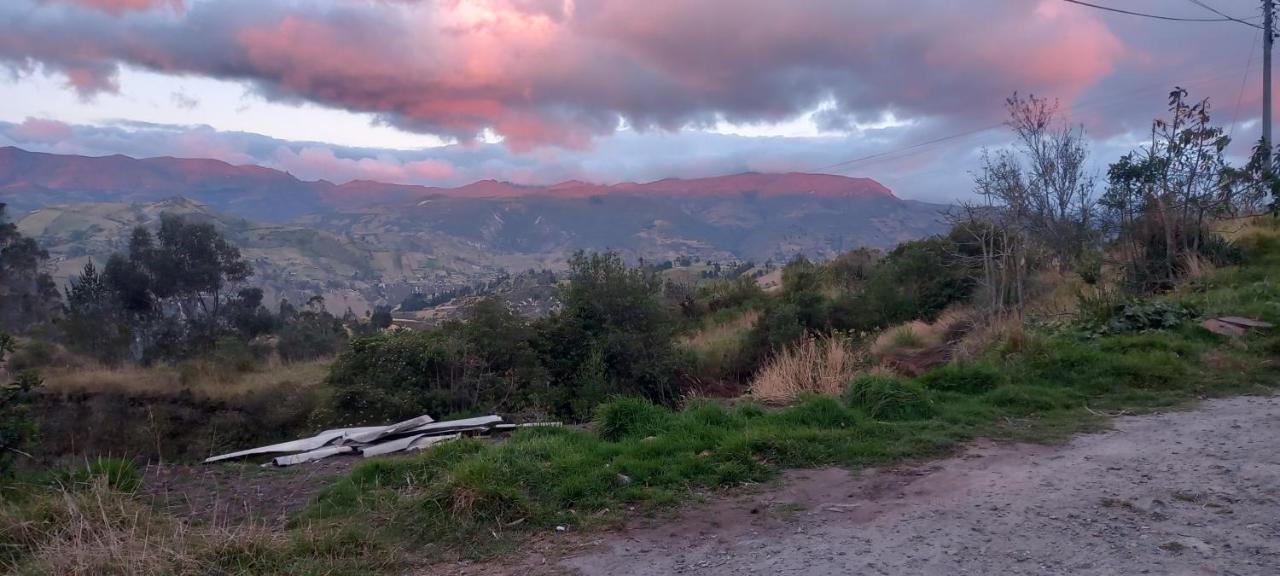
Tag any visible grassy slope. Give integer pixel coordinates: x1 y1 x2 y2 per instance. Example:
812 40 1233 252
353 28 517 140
5 220 1279 575
295 220 1280 568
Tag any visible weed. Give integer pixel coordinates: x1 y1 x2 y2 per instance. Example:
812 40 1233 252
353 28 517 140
843 374 934 421
919 363 1003 394
595 397 673 441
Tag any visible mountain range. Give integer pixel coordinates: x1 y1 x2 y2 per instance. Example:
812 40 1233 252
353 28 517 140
2 146 949 314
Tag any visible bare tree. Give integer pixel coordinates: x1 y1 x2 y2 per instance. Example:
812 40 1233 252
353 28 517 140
951 93 1095 319
1006 94 1096 269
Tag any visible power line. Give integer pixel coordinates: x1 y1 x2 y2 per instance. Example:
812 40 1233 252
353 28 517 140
815 64 1253 174
1185 0 1266 29
1061 0 1257 24
1229 26 1261 138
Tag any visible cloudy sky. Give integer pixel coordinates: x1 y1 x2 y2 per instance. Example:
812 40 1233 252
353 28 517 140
0 0 1270 202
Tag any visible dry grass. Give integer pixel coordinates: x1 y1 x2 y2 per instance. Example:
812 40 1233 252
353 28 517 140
39 358 331 401
1 480 276 575
0 479 388 575
749 336 863 404
869 309 970 357
680 310 760 353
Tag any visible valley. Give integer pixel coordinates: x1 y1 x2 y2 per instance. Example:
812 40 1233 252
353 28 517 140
5 147 948 314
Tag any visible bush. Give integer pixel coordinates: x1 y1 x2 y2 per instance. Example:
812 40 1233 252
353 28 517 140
843 374 934 420
277 311 346 363
0 369 41 477
981 384 1080 414
6 339 58 372
54 457 142 492
919 363 1002 394
594 397 673 441
774 396 862 428
1079 300 1199 335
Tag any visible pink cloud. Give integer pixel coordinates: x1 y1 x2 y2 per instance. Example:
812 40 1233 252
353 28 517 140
0 0 1156 150
44 0 182 15
270 146 455 185
8 118 73 143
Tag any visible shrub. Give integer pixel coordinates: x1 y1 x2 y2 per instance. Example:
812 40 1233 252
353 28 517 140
6 339 58 372
749 336 860 404
0 369 41 477
774 396 862 428
54 457 142 492
594 397 673 441
843 374 934 420
277 311 346 363
919 363 1002 394
981 384 1080 414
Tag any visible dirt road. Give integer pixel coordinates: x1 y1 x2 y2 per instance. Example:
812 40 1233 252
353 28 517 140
546 395 1280 575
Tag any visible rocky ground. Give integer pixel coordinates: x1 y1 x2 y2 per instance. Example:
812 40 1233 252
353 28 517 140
431 395 1280 575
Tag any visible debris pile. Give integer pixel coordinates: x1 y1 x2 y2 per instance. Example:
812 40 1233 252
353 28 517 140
204 414 558 466
1201 316 1275 338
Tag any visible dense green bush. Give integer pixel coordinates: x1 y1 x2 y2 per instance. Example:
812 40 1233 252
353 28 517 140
919 363 1003 394
277 302 347 363
327 298 549 423
0 369 41 477
539 251 683 416
843 374 934 420
594 397 673 441
830 236 975 332
53 457 142 492
1078 300 1199 336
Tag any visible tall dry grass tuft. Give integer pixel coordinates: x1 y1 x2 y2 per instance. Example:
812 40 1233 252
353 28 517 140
0 479 349 575
869 309 970 357
680 310 760 353
749 336 863 404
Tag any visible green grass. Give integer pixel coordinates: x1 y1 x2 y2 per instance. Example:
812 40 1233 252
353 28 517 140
7 220 1279 574
305 327 1275 563
296 223 1280 567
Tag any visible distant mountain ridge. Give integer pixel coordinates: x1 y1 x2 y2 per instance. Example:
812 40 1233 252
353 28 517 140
6 146 950 315
0 146 894 220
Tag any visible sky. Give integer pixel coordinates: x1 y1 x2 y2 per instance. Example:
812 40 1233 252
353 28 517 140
0 0 1271 202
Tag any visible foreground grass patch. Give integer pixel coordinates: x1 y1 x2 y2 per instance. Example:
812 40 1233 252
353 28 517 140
307 308 1276 565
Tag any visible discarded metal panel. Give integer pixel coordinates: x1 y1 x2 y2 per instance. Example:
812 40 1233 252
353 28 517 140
344 414 436 444
359 433 426 457
404 415 503 435
271 445 356 467
1203 318 1248 337
1217 316 1275 328
203 426 384 464
206 414 561 467
1203 316 1275 337
406 433 461 452
492 422 563 431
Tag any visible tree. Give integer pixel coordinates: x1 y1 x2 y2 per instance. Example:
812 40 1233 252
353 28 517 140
129 214 251 319
540 251 681 413
89 213 254 361
63 261 131 363
1101 89 1247 291
952 93 1095 318
277 296 346 363
370 306 393 330
1006 93 1096 268
0 204 59 332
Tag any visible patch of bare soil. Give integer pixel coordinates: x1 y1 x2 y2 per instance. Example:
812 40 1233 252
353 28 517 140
141 456 359 527
427 395 1280 575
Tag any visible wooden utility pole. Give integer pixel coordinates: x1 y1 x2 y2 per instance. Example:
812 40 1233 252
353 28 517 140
1266 0 1274 166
